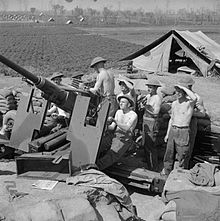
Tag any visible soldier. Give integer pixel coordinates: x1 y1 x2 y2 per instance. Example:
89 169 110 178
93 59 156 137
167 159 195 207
139 79 162 171
44 72 68 134
89 57 118 117
177 76 206 168
0 89 18 137
96 94 137 170
50 72 64 86
48 72 67 119
127 61 133 74
162 83 197 176
116 78 136 110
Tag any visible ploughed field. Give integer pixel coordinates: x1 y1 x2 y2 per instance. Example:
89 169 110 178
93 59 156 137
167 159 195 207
0 23 220 124
0 23 142 76
79 25 220 46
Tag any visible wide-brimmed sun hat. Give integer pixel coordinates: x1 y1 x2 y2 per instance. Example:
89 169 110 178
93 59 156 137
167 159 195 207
90 57 107 68
145 79 161 87
50 72 64 80
174 84 188 94
160 86 175 95
117 94 134 107
118 78 134 89
177 76 195 87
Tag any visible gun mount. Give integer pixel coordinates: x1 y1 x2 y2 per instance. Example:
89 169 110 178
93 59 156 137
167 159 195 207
0 54 89 113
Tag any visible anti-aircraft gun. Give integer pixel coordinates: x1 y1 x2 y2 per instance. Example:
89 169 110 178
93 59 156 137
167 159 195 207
6 54 216 193
0 55 168 194
0 54 110 180
0 55 173 193
0 54 80 113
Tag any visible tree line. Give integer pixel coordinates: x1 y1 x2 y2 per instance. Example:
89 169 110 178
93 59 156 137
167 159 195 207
2 5 220 26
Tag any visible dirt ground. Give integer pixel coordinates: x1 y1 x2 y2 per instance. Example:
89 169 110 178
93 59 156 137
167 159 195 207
0 73 219 220
0 160 164 221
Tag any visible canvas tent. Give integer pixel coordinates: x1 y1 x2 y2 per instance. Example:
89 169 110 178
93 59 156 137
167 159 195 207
120 30 220 77
48 17 55 22
66 20 73 24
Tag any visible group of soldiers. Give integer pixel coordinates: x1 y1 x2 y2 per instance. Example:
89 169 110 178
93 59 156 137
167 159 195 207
0 56 206 177
87 56 206 176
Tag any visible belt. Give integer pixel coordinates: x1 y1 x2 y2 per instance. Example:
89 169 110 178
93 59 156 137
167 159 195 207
172 125 189 129
143 115 158 119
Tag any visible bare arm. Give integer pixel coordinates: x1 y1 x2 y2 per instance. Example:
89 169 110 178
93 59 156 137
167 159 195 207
194 96 206 117
114 113 137 132
164 102 175 142
107 114 117 131
144 96 162 116
177 85 197 102
47 104 57 115
108 122 116 130
90 73 103 93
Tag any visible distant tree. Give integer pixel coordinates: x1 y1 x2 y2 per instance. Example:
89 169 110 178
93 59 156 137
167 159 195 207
52 4 60 15
153 8 163 25
102 7 114 22
135 8 145 23
86 8 97 17
122 10 133 24
74 6 84 17
60 5 65 15
30 7 36 14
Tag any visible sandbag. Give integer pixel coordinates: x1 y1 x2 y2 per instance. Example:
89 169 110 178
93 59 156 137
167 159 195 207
58 197 98 221
0 96 9 113
9 197 99 221
95 201 121 221
0 106 8 114
13 201 62 221
0 89 18 113
162 211 176 221
0 88 13 98
161 200 177 221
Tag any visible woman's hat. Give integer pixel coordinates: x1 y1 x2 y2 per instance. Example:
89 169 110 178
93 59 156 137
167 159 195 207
90 57 107 68
145 79 161 87
50 72 64 80
117 94 134 107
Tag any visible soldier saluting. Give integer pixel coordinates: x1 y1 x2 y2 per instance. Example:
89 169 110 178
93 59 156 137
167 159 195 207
162 82 197 176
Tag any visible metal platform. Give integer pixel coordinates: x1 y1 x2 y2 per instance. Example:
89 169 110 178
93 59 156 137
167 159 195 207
16 151 71 181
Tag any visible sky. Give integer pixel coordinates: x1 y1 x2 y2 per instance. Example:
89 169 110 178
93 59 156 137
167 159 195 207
0 0 218 12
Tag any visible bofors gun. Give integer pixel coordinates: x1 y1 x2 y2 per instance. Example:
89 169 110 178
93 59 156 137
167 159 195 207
0 54 110 180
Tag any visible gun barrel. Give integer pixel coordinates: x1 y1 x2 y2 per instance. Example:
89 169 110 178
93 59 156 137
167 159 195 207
0 54 75 112
0 54 40 84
